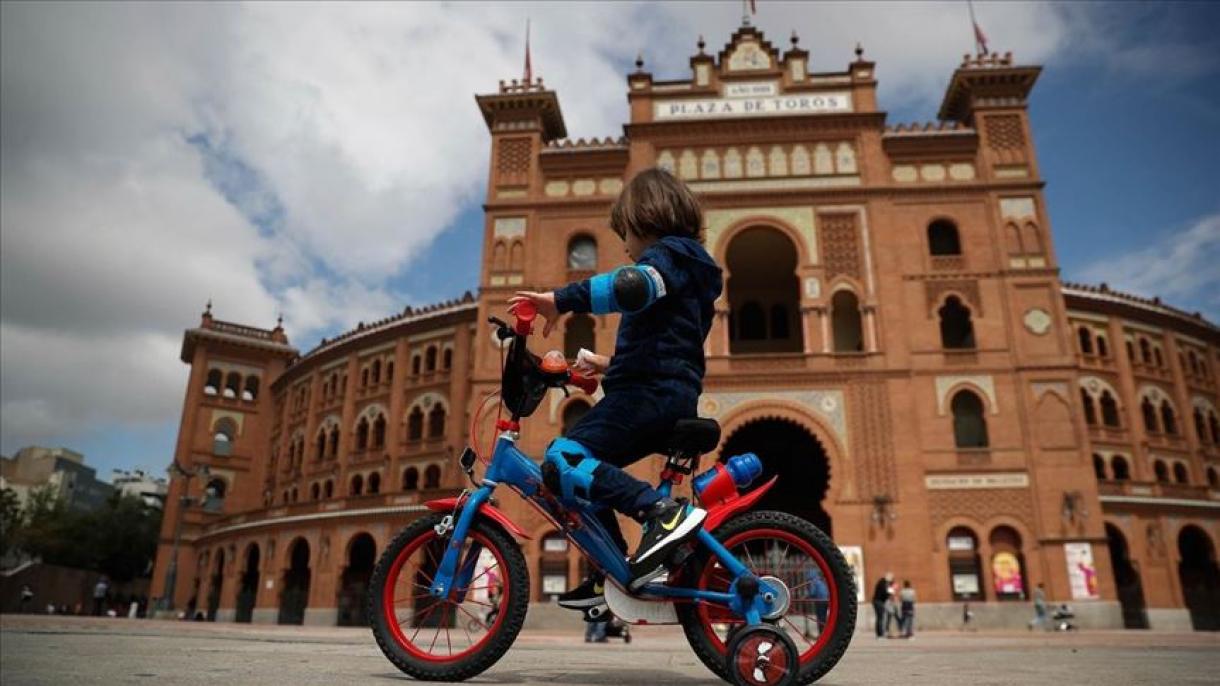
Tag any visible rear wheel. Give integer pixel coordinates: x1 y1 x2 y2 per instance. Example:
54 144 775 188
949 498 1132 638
676 511 857 685
369 513 528 681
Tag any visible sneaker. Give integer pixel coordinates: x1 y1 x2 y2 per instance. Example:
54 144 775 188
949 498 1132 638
627 499 706 589
557 572 605 611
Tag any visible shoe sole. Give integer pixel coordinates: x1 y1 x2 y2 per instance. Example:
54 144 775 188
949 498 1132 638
558 596 606 610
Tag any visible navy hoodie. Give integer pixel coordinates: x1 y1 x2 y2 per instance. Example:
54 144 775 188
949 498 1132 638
553 235 724 395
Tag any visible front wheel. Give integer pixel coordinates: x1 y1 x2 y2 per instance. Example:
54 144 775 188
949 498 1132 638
369 513 529 681
676 511 857 685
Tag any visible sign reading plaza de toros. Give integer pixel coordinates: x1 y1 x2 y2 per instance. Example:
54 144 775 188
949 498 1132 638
654 81 852 121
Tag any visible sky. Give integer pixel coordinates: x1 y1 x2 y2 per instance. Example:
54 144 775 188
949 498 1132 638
2 1 1218 479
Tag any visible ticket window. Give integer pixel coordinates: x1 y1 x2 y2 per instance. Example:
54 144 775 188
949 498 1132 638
540 533 569 600
947 527 984 601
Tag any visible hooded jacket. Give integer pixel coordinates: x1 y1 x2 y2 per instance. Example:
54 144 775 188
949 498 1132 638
554 235 723 395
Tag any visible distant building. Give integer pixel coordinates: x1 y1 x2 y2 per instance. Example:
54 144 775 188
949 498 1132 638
111 468 169 508
0 446 114 512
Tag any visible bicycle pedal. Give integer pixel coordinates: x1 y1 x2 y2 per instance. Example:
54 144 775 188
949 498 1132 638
583 604 611 623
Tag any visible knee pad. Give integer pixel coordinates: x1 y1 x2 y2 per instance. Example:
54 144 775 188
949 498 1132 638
543 438 601 508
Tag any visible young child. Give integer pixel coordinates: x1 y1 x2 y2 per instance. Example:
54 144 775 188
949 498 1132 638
508 168 723 613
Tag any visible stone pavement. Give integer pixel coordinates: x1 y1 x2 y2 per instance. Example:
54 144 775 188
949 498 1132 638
1 614 1218 685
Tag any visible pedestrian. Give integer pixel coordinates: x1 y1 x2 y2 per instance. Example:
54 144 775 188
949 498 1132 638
19 584 34 613
92 577 109 617
1029 582 1048 631
871 571 893 639
899 580 917 639
584 617 607 643
803 567 830 639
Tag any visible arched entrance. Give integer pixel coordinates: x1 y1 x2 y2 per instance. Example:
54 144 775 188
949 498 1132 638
1105 524 1148 629
206 548 225 621
337 533 376 626
719 417 832 537
1178 526 1220 630
725 226 803 354
278 538 311 625
236 544 260 623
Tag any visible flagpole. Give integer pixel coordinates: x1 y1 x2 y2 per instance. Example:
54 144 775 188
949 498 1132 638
966 0 987 56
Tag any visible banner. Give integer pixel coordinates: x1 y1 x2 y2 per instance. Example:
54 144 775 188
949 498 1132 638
992 551 1024 597
1065 542 1100 600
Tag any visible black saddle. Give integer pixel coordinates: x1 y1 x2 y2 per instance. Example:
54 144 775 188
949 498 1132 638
665 418 721 455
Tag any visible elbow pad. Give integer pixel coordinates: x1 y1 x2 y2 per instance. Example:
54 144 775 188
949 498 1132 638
589 265 667 314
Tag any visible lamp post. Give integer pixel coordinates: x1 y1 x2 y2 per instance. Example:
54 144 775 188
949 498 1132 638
158 461 209 614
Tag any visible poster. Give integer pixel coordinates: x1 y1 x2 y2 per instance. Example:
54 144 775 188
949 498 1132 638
1065 542 1100 600
839 545 865 602
952 574 980 596
992 551 1025 596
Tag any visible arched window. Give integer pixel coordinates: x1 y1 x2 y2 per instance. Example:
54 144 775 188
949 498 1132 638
1210 412 1220 444
315 431 326 461
1142 398 1159 433
324 480 334 498
367 472 381 494
370 360 381 385
355 418 370 450
407 407 424 441
1078 327 1093 355
423 465 441 489
1153 347 1164 368
224 372 242 399
989 526 1026 600
1139 338 1152 364
946 526 983 601
310 483 320 500
1125 340 1135 362
425 346 437 372
1112 456 1131 481
1096 335 1108 358
1207 466 1219 488
290 487 298 503
428 405 446 439
564 314 596 360
203 478 227 512
411 354 421 376
360 368 369 387
1092 454 1107 480
1154 460 1169 483
1173 462 1189 485
204 369 222 395
770 304 790 341
1100 392 1121 427
831 290 863 353
938 296 976 349
561 401 591 436
442 348 452 370
402 467 419 491
328 427 339 459
951 390 989 448
213 419 237 456
927 219 962 256
567 235 598 271
1160 402 1178 435
329 373 339 398
350 474 364 496
1194 409 1208 443
738 301 766 340
1081 390 1097 426
386 360 394 381
243 376 259 401
1188 351 1200 375
372 414 387 449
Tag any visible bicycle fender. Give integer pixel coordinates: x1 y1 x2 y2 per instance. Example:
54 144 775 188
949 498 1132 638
702 476 777 532
425 497 532 540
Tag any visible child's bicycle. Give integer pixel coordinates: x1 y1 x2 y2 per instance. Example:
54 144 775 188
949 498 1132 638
369 302 856 686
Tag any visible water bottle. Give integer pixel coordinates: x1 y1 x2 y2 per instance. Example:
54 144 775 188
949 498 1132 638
692 453 762 506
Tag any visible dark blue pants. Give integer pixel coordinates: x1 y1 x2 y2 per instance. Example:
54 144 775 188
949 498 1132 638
565 381 698 554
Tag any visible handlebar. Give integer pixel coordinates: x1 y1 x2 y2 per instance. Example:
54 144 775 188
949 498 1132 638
487 314 599 395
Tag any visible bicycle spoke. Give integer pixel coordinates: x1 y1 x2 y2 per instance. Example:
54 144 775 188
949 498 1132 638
409 603 440 642
454 603 491 632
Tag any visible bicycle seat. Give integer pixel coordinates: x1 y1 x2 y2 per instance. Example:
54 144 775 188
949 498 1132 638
665 418 721 455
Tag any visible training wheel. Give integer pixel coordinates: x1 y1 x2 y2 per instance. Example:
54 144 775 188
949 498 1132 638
725 624 799 686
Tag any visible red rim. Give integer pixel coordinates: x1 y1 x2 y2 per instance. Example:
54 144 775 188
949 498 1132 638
695 528 839 668
733 633 794 686
381 529 509 663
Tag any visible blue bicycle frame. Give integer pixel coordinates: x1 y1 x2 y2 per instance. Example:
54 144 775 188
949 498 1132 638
426 430 778 626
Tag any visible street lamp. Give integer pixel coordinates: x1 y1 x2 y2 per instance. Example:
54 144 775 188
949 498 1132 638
157 461 210 614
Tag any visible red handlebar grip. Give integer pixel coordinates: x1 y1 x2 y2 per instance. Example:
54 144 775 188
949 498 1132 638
567 371 599 395
509 300 537 335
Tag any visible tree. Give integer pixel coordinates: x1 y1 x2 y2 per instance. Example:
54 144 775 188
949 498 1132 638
0 487 24 560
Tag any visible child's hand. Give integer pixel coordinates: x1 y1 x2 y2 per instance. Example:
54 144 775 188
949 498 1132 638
507 291 559 337
573 349 610 377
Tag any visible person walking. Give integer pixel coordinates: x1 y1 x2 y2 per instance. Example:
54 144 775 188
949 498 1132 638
871 572 893 639
19 584 35 613
92 577 109 617
899 580 917 639
1029 582 1048 631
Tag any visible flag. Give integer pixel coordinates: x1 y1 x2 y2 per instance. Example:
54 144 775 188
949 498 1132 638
749 0 756 14
524 19 532 83
973 21 989 56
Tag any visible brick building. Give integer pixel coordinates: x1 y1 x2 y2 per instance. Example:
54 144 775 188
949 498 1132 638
150 24 1220 630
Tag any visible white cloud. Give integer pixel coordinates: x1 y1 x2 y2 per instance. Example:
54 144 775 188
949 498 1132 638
1076 213 1220 322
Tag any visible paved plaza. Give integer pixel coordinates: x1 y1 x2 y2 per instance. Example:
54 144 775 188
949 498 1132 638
2 615 1218 685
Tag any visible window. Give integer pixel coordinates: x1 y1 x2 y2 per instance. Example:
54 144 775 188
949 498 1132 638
951 390 989 448
1195 409 1208 443
361 368 369 387
1096 335 1108 358
224 372 242 399
351 474 365 496
1081 390 1097 426
411 355 421 376
1188 351 1200 375
1160 402 1178 435
203 478 227 512
407 408 424 441
315 431 327 461
310 483 320 500
1142 398 1159 433
1111 456 1131 481
1125 340 1135 362
324 480 334 498
1154 460 1169 483
386 360 394 381
204 369 222 395
442 348 452 370
927 219 962 256
1208 467 1218 489
402 467 419 491
1100 392 1121 428
561 401 590 436
938 296 976 349
355 418 370 450
564 315 596 360
213 419 237 456
1093 454 1107 480
370 360 381 385
368 472 381 494
737 301 766 341
425 346 437 372
989 526 1026 601
328 427 339 459
1153 347 1164 368
423 465 441 489
567 235 598 271
1139 338 1152 364
1210 412 1220 444
1078 327 1093 355
372 415 387 449
243 376 259 401
542 533 569 553
831 290 863 353
329 373 339 399
946 526 983 601
428 405 446 439
1173 462 1189 484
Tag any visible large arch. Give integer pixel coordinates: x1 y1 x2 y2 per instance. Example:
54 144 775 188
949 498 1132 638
1177 525 1220 630
1104 522 1148 629
278 538 311 625
205 547 226 621
724 225 803 354
337 533 377 627
235 543 260 624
